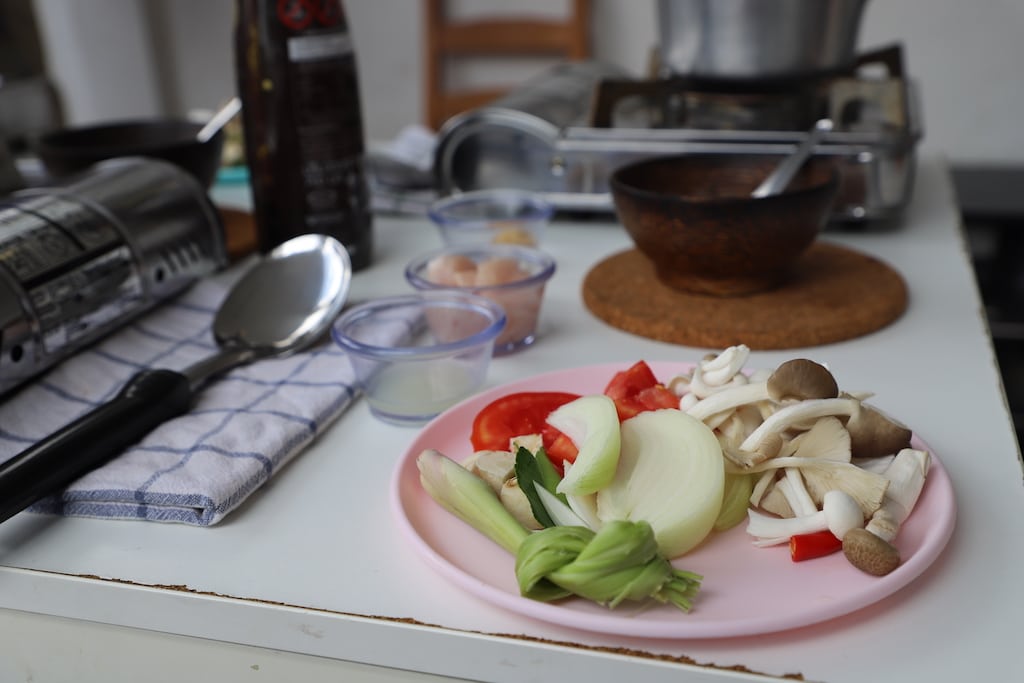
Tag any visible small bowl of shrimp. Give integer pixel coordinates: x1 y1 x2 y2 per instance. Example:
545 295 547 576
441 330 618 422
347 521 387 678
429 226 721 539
404 244 556 355
428 189 553 247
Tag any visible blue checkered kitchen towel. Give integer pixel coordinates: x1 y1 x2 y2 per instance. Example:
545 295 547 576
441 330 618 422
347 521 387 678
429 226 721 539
0 278 361 526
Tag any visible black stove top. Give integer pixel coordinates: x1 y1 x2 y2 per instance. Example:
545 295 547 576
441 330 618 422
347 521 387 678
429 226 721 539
590 44 908 132
955 165 1024 447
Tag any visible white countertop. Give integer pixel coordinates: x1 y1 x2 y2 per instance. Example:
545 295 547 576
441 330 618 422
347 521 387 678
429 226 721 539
2 156 1022 682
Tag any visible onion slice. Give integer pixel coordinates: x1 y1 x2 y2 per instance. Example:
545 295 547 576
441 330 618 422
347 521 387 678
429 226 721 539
596 409 725 558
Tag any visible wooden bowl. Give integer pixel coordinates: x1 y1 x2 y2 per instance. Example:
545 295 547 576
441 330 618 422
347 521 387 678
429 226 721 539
610 154 840 296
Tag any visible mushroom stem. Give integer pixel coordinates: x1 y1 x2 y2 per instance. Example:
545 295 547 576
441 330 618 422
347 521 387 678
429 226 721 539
782 469 818 517
699 345 750 385
822 490 864 540
749 470 776 507
742 456 889 517
686 382 769 422
865 447 931 542
739 397 861 454
746 507 828 545
746 489 863 545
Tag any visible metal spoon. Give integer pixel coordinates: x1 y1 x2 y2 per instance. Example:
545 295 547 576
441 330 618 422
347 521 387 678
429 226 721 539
751 118 834 198
196 97 242 143
0 233 352 524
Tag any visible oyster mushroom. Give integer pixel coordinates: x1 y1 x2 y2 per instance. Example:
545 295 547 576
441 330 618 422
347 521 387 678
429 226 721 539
779 416 852 463
758 480 795 518
716 404 765 451
767 358 840 403
722 430 784 468
743 414 887 516
841 394 914 458
739 397 862 454
864 447 931 542
746 454 889 517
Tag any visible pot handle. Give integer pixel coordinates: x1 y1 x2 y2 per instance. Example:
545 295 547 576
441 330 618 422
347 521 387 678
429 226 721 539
853 43 904 78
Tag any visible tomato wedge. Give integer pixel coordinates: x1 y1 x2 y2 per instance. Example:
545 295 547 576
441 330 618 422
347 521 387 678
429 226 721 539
603 360 678 420
604 360 660 401
470 391 581 466
469 362 677 472
545 431 579 467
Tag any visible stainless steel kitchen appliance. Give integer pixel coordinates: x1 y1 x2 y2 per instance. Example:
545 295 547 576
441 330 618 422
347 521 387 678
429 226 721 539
0 157 226 396
655 0 869 80
433 28 921 224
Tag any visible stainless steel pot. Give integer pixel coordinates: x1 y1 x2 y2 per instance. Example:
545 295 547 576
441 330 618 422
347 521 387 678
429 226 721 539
657 0 869 80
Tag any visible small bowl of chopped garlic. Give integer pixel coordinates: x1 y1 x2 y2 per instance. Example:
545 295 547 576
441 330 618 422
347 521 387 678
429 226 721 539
405 244 556 354
427 189 553 247
332 291 506 425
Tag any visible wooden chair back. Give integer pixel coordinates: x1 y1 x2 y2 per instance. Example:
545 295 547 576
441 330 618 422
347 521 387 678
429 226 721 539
423 0 591 130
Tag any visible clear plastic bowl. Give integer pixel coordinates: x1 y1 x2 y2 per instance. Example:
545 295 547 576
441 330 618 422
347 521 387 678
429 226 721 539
331 292 506 426
404 244 556 355
427 189 554 247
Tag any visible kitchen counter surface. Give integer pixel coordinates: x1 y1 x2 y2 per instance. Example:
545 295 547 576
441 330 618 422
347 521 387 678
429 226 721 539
2 156 1022 682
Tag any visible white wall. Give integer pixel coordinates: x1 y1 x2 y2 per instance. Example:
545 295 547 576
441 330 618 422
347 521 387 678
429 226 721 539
31 0 1024 165
31 0 165 121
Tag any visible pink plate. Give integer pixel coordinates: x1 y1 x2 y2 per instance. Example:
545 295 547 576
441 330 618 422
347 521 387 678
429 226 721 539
390 362 957 639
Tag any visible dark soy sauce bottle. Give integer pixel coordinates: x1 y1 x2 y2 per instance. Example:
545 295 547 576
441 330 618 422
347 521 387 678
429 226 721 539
234 0 373 269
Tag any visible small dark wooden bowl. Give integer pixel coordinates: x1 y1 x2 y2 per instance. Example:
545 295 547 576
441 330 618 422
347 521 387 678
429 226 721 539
36 119 224 190
610 154 840 296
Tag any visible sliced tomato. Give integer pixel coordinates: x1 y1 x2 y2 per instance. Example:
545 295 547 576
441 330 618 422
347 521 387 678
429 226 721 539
603 360 660 401
635 384 679 411
470 391 581 462
609 394 644 421
603 360 677 420
544 431 579 468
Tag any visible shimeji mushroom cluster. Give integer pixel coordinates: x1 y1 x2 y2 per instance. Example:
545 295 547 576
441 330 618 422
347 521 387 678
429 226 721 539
669 345 931 576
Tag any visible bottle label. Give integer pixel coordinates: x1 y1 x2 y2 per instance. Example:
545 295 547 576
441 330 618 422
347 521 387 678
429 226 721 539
287 32 352 62
239 0 373 266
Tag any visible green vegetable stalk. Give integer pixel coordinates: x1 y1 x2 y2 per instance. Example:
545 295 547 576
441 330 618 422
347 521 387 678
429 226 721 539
517 521 702 611
418 448 528 555
417 449 702 612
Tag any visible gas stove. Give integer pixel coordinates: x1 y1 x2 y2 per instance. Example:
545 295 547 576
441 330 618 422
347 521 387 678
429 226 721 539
433 45 921 224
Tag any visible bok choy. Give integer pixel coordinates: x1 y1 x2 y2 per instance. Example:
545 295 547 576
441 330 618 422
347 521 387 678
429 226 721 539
417 449 703 612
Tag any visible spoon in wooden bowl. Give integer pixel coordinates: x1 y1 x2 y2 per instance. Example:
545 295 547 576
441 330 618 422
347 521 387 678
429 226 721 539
751 118 834 198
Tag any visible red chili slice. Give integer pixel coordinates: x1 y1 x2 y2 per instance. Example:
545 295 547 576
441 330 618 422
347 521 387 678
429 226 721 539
790 530 843 562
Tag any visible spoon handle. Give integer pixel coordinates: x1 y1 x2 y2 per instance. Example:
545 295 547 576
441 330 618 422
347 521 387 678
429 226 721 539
751 118 834 198
0 369 193 524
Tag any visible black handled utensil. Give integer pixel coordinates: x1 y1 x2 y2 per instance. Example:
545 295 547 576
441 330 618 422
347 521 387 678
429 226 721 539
0 233 352 524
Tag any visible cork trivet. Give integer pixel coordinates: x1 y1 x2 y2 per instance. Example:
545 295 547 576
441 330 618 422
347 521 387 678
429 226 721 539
582 242 908 350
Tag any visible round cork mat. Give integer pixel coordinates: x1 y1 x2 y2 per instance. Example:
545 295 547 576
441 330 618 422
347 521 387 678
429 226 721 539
582 242 908 350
